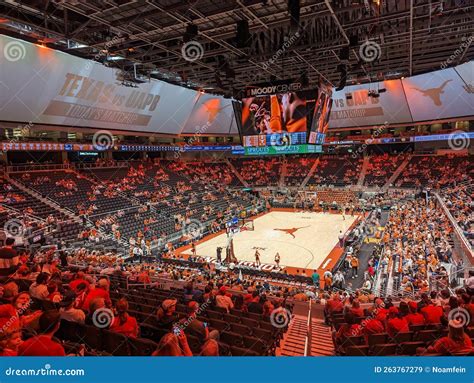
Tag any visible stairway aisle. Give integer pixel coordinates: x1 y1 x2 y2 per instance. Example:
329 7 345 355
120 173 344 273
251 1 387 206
300 158 320 188
382 155 411 190
277 315 307 356
357 155 370 186
225 158 249 187
310 319 334 356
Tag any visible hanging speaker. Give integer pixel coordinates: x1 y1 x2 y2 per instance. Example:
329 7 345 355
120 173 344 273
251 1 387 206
288 0 300 32
183 24 198 43
236 20 250 48
335 64 347 91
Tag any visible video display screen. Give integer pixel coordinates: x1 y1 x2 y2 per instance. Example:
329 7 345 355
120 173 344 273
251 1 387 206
308 85 333 144
241 91 314 147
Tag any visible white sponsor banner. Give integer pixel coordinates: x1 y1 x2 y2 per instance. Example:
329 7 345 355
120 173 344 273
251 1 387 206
0 35 235 135
402 65 474 122
329 79 412 128
181 93 238 134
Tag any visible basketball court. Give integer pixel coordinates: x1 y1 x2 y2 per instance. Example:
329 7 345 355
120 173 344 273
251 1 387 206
182 211 358 270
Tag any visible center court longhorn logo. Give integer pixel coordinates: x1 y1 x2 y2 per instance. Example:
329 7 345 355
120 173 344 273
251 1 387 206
411 79 452 106
273 226 310 238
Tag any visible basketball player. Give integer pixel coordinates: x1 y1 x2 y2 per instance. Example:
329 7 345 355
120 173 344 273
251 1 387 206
255 250 261 266
216 247 222 263
274 252 280 267
191 242 196 257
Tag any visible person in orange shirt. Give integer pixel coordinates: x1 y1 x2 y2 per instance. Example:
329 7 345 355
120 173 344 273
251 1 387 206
350 256 359 279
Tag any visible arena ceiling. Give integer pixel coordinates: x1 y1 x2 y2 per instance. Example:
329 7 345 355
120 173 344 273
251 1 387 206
0 0 473 96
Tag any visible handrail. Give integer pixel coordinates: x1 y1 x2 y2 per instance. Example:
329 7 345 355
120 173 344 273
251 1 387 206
304 299 312 357
433 192 473 262
0 203 46 223
7 163 72 173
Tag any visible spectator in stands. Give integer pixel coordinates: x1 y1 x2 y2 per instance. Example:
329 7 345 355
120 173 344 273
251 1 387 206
152 331 192 356
350 256 359 279
465 270 474 295
386 306 409 337
0 238 19 277
180 301 218 345
405 301 425 326
0 282 19 304
347 299 364 318
0 304 22 356
262 296 274 317
311 270 320 289
82 278 111 312
18 310 65 356
200 339 219 356
59 291 85 324
421 319 473 355
333 271 345 290
420 298 443 325
110 298 139 338
333 312 362 353
69 271 90 292
247 292 264 314
324 293 343 325
47 281 62 303
29 272 49 300
85 297 106 327
215 286 233 313
156 299 178 330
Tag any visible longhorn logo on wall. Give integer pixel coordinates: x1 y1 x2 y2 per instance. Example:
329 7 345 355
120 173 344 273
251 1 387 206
411 79 451 106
